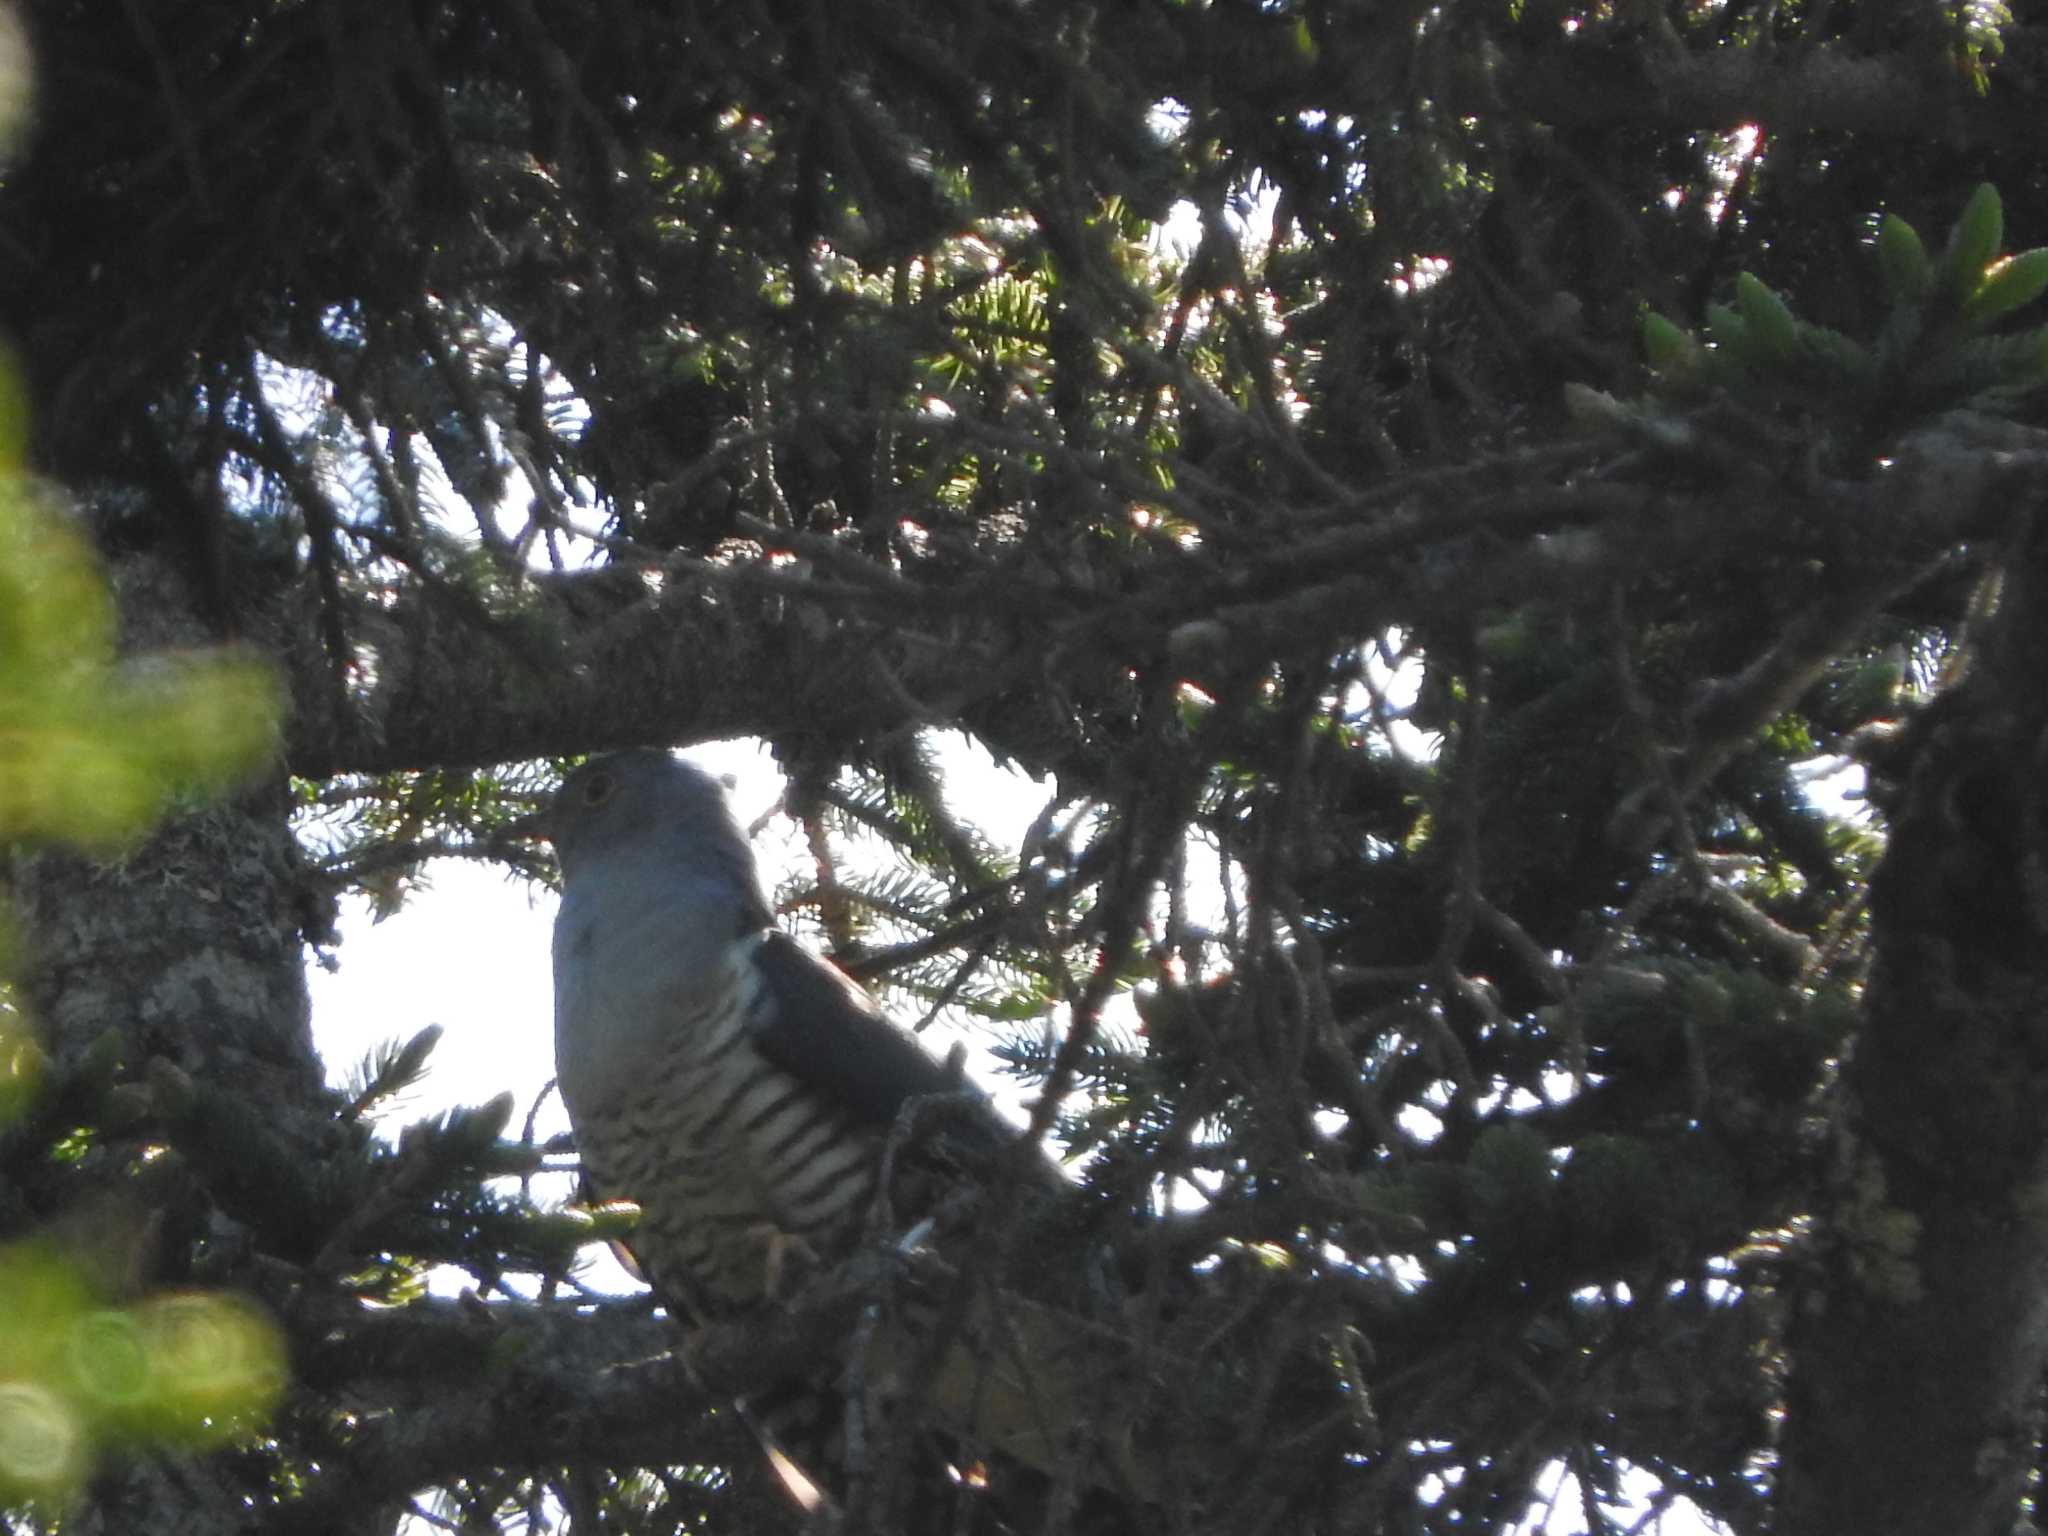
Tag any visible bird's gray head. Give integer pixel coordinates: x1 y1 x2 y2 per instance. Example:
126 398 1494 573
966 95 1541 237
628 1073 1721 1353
548 751 772 920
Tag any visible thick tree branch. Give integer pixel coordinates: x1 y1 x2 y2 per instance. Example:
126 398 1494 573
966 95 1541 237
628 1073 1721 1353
276 474 1661 781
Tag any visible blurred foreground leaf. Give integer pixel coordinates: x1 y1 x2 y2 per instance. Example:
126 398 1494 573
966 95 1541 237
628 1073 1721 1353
0 346 287 1508
0 483 278 852
0 1244 285 1505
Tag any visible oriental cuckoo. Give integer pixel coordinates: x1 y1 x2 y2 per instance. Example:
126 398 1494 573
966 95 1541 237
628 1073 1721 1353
546 750 1142 1526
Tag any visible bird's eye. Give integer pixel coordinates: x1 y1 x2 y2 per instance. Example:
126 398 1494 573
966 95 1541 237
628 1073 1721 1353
579 770 615 807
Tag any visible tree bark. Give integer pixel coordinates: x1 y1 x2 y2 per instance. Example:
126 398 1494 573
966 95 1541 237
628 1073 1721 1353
1776 522 2048 1535
8 541 341 1535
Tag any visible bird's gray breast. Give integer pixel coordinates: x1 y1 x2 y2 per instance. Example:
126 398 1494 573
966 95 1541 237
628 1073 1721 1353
553 877 879 1311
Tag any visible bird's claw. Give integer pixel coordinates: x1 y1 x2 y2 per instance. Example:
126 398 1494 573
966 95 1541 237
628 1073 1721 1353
749 1223 820 1299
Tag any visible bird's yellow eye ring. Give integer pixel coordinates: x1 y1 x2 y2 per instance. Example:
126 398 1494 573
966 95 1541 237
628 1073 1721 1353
579 770 615 807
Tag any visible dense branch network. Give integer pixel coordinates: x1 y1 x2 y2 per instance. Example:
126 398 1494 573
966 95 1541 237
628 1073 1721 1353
8 0 2048 1531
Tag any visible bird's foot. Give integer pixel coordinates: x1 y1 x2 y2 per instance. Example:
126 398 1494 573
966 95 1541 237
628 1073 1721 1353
748 1223 821 1300
895 1216 938 1255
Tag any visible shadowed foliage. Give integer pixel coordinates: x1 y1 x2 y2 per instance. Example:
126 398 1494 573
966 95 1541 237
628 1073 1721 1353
4 1 2048 1533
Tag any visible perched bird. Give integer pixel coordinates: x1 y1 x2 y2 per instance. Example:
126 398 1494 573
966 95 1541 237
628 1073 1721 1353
546 750 1132 1525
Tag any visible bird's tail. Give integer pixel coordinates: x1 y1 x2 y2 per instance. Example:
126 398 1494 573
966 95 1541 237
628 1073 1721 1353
738 1281 1164 1533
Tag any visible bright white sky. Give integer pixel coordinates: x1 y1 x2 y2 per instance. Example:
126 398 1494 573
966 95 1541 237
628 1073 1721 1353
307 737 783 1153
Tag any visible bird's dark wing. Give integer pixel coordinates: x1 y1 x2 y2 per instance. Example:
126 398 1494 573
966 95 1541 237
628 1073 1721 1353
743 931 1154 1515
746 928 988 1131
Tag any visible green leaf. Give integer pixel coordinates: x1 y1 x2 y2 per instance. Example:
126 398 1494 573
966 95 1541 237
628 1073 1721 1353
1966 328 2048 399
1735 273 1799 367
124 1292 286 1448
1640 312 1700 377
1876 213 1934 305
1962 248 2048 329
0 344 25 475
0 485 279 853
1921 330 2048 399
0 1007 42 1128
1941 183 2004 304
1796 324 1875 388
1699 301 1760 385
1704 302 1750 356
443 1092 516 1158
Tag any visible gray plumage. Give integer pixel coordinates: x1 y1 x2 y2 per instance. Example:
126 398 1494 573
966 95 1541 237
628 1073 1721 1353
548 751 1161 1522
548 749 1015 1317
